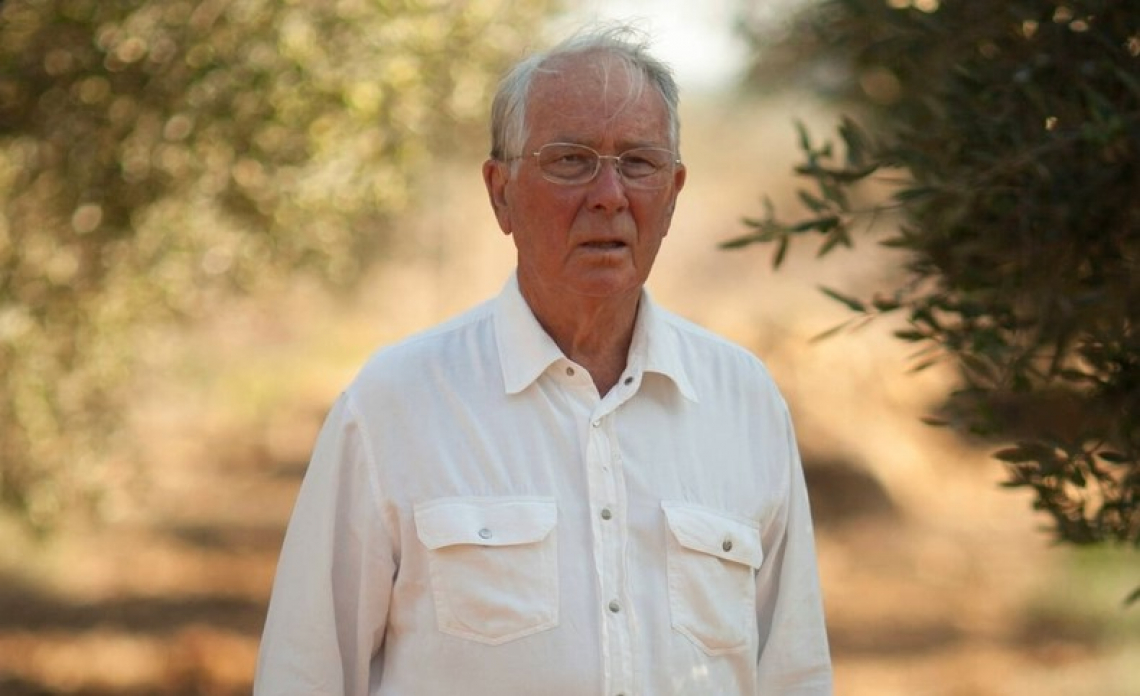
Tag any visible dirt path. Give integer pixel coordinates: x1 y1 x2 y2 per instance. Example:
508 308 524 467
1 408 1135 695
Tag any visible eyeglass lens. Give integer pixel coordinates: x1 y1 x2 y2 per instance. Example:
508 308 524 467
535 143 676 187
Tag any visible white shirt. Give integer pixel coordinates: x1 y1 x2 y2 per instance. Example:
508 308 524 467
255 274 832 696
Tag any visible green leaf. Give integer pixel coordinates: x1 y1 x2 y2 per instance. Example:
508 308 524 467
893 329 927 342
793 163 878 183
790 217 823 232
762 196 775 219
809 317 857 342
817 228 852 256
795 119 812 153
816 216 841 232
818 285 866 312
994 446 1036 463
1124 585 1140 607
908 357 941 373
719 232 769 250
1097 451 1132 464
872 296 901 311
798 189 829 213
893 186 936 202
789 215 841 234
773 236 789 269
879 235 912 248
838 115 870 169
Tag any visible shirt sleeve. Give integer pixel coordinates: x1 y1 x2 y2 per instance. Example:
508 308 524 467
754 409 833 695
254 393 395 696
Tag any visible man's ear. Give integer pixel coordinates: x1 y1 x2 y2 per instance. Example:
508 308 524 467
662 163 687 233
482 159 512 235
672 162 687 199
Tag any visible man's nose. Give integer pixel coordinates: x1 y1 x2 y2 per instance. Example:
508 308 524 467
587 158 629 211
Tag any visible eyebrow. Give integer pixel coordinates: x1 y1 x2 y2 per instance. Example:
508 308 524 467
543 136 669 152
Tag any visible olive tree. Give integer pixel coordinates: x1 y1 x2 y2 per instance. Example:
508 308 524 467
729 0 1139 573
0 0 557 525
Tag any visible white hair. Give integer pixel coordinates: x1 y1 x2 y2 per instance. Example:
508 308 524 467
489 23 681 160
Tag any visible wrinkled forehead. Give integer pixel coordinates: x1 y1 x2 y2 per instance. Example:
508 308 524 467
527 50 658 124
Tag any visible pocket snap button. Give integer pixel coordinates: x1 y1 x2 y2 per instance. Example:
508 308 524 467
478 528 492 540
722 538 733 552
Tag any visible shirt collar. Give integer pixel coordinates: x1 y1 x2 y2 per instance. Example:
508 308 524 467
494 273 566 394
628 289 699 403
493 273 698 402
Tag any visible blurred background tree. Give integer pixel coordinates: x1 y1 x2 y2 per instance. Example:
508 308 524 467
730 0 1139 561
0 0 557 527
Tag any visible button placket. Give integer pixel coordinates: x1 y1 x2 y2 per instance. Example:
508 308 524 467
583 404 634 696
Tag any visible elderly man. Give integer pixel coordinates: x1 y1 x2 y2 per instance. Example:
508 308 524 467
255 25 832 696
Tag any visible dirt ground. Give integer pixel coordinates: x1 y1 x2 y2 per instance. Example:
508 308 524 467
1 97 1137 695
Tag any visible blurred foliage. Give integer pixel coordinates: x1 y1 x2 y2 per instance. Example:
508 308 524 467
731 0 1139 557
0 0 558 527
1029 545 1140 630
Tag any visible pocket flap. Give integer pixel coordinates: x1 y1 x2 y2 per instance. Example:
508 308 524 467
415 497 558 550
662 501 763 568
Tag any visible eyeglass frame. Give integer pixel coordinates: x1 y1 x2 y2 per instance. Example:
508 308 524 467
505 142 683 189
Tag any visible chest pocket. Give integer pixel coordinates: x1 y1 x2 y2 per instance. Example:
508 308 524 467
414 497 559 645
662 501 764 655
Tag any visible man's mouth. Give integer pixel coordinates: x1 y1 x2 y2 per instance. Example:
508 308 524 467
582 240 626 249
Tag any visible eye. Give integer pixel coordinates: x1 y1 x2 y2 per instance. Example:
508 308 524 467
620 150 667 177
538 145 598 178
554 152 592 166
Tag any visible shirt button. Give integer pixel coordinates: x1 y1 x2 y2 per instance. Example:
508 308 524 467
623 376 633 385
722 538 733 552
566 366 575 376
600 508 613 520
592 420 600 428
608 600 621 613
478 528 492 540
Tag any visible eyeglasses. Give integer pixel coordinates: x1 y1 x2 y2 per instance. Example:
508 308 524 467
515 142 681 189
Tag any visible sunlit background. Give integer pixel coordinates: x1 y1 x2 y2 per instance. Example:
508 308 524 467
1 1 1137 694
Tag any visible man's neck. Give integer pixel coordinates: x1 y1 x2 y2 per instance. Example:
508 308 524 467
519 280 640 396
